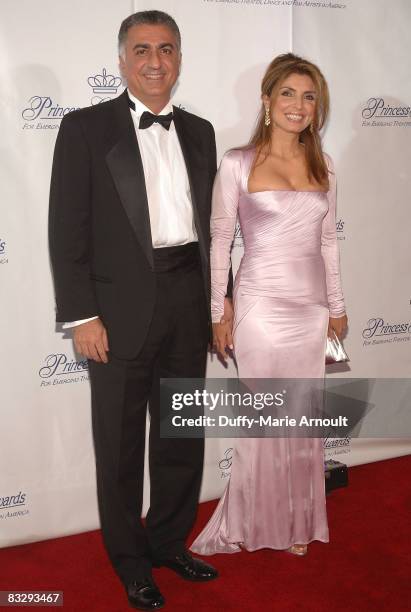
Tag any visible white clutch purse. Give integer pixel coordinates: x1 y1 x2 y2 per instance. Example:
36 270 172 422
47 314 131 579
325 331 349 365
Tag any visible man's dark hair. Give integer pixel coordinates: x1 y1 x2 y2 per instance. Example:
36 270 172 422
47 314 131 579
118 10 181 55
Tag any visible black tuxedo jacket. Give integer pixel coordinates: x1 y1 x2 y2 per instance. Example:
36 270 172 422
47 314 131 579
49 90 217 359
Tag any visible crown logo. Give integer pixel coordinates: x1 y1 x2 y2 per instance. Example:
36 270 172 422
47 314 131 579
87 68 122 94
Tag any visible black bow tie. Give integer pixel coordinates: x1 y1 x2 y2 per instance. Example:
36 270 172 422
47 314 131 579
139 111 173 130
127 96 173 130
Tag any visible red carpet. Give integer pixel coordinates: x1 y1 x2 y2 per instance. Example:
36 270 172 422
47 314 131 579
1 455 410 611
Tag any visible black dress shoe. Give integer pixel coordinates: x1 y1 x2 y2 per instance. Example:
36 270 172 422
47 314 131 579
126 578 165 610
154 550 218 582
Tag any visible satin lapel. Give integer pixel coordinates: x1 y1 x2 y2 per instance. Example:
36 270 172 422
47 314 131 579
105 92 153 269
173 107 208 263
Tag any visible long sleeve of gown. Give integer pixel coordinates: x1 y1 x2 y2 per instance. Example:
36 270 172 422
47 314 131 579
321 155 346 318
210 151 241 322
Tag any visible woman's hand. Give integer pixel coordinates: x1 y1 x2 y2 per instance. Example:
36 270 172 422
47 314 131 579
212 321 233 361
213 298 234 361
328 314 348 339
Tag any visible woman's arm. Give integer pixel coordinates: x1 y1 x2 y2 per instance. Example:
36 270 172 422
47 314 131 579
210 151 241 357
321 155 347 337
210 151 241 321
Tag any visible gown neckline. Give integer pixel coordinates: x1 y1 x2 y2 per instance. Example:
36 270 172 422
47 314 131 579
245 148 328 195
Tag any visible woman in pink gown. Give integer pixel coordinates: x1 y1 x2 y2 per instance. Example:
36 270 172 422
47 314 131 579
191 54 347 556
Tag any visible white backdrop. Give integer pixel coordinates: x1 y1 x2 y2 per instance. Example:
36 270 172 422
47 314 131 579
1 0 410 548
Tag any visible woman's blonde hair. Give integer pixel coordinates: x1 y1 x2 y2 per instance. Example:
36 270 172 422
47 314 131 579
249 53 330 187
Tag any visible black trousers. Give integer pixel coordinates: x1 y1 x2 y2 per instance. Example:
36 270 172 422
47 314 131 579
89 243 209 584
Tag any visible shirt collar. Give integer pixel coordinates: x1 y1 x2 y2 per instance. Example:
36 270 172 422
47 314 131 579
127 90 173 119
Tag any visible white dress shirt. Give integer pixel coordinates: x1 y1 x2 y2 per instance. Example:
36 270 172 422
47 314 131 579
64 92 197 329
129 92 197 247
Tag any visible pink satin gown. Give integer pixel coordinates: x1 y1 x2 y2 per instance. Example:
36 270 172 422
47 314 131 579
190 148 346 554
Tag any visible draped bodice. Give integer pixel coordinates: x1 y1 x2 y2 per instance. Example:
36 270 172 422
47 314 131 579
210 148 345 319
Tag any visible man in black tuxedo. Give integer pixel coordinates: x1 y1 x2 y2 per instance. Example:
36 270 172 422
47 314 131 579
49 10 232 610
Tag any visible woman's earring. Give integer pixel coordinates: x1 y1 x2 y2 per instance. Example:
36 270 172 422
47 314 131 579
309 122 314 134
264 107 271 127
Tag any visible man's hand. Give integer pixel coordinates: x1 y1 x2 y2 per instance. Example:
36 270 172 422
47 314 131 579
73 318 109 363
328 314 348 340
